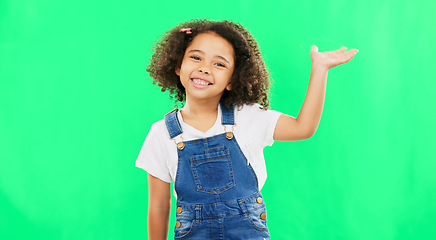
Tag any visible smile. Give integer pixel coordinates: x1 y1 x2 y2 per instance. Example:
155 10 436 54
191 78 213 88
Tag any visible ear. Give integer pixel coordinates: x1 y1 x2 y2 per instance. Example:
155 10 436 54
175 66 180 76
226 82 232 91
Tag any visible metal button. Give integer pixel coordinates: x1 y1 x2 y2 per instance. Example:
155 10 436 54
177 142 185 150
176 207 183 214
175 221 182 228
225 132 233 139
256 197 263 204
260 213 267 220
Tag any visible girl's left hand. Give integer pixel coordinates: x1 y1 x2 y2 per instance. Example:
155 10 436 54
310 45 358 70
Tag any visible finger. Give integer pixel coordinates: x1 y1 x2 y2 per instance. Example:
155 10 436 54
338 46 347 53
311 45 319 53
341 50 358 63
345 49 359 58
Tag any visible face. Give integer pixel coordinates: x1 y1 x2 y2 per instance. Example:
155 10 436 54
176 32 235 103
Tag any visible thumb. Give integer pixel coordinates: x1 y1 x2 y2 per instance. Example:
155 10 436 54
311 45 319 53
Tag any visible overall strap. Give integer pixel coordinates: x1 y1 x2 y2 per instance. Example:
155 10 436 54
164 109 183 139
220 101 234 125
164 103 234 146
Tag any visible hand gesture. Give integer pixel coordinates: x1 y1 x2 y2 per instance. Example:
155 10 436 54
310 45 358 70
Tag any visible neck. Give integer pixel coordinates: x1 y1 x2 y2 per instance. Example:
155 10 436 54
182 96 221 117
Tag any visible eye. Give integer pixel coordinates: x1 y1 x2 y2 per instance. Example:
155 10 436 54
215 62 226 68
190 55 200 61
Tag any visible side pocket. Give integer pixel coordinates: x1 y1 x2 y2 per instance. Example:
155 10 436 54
247 206 269 231
174 216 196 239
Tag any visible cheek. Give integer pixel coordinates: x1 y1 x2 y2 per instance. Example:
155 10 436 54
220 72 233 84
180 61 193 74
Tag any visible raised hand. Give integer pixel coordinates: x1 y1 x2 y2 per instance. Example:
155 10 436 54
310 45 358 70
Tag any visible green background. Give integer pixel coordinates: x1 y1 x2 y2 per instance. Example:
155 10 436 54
1 0 435 239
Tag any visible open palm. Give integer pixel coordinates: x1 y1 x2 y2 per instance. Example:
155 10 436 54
310 45 358 70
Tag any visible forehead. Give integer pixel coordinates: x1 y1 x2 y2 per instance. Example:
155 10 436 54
186 32 235 61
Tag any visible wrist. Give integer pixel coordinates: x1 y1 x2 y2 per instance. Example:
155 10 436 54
311 63 329 73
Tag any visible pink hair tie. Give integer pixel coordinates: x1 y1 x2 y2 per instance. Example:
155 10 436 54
180 28 192 34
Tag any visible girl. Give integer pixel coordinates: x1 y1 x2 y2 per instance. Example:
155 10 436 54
136 19 358 240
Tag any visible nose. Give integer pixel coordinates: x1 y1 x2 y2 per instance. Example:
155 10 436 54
198 66 210 74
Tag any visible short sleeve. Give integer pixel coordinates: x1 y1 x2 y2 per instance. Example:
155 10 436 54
240 104 283 147
135 121 172 183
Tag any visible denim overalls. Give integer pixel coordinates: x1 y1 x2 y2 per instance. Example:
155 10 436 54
164 102 270 240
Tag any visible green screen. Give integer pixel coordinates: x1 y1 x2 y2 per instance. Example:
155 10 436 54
1 0 435 239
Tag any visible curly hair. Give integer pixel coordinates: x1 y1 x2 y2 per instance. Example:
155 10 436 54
147 19 271 109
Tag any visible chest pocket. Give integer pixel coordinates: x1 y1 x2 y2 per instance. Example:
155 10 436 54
189 149 235 194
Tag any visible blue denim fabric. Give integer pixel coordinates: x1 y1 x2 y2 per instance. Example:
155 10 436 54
165 102 270 240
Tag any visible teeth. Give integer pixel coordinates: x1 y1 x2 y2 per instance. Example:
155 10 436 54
192 79 210 86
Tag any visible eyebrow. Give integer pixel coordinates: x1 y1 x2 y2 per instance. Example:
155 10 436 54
187 49 231 64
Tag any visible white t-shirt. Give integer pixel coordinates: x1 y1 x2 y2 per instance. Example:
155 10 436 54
135 103 283 198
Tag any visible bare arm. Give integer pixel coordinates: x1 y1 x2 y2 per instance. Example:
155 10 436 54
148 173 171 240
274 45 358 141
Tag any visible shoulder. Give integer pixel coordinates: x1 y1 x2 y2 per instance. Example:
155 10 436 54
138 118 174 163
234 104 283 146
146 119 170 142
235 103 282 119
234 103 264 115
151 119 167 132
